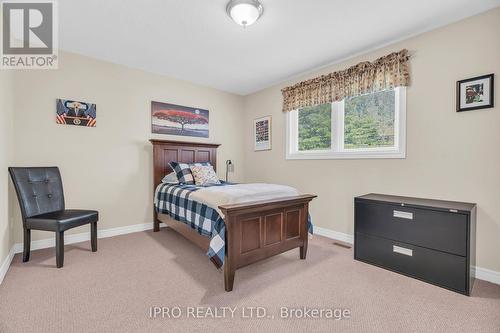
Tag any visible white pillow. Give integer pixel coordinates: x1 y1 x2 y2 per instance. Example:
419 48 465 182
190 165 221 186
161 172 179 184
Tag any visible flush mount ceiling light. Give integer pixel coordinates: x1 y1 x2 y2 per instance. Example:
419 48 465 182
226 0 264 28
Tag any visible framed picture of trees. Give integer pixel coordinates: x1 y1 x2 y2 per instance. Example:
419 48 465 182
151 101 209 138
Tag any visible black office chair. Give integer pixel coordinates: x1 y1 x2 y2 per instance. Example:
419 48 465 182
9 167 98 268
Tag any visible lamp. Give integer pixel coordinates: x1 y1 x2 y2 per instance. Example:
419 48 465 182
225 160 233 182
226 0 264 28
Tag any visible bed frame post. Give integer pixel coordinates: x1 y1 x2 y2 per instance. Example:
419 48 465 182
153 210 160 232
224 259 235 292
300 241 308 259
300 202 309 259
224 216 235 292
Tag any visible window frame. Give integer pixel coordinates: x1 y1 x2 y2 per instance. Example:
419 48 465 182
286 87 406 160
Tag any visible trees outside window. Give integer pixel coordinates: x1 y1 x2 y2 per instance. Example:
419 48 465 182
286 87 406 159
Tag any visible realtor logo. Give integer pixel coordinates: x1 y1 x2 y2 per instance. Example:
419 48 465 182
1 0 58 69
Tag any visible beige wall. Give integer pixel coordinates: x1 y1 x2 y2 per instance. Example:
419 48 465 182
243 8 500 272
4 8 500 275
0 71 15 266
11 51 245 243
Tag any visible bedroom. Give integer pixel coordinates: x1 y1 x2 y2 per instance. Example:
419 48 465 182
0 0 499 332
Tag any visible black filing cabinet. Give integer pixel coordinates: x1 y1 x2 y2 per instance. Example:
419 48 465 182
354 194 476 295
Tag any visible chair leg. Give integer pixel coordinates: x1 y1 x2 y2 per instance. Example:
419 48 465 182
91 222 97 252
56 231 64 268
23 228 31 262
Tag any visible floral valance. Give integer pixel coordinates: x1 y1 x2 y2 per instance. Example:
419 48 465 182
281 49 410 112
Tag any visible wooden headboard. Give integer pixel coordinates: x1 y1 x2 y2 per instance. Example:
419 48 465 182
150 139 220 188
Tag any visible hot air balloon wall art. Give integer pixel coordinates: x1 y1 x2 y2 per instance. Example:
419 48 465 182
151 101 209 138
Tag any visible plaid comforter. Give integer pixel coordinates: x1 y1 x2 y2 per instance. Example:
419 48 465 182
154 182 313 268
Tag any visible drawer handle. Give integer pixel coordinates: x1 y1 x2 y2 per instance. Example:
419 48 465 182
393 210 413 220
393 245 413 257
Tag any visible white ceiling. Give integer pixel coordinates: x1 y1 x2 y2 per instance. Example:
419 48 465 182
59 0 500 95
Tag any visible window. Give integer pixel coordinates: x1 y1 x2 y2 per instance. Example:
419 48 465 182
298 103 332 151
286 87 406 159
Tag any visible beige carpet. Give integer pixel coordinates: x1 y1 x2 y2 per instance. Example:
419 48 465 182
0 229 499 333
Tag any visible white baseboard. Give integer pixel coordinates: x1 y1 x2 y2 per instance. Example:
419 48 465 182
314 226 500 286
0 246 16 285
1 222 166 285
474 266 500 285
314 226 354 244
2 222 499 286
12 222 165 254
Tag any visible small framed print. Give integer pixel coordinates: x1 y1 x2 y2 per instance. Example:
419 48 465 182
56 99 97 127
254 116 272 151
457 74 494 112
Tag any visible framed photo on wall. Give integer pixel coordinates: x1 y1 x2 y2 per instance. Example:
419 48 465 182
151 101 209 138
56 99 97 127
456 74 494 112
254 115 272 151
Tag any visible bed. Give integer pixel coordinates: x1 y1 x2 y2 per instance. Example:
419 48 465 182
151 139 316 291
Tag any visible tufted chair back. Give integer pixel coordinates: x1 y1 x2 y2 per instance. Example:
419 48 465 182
9 167 65 221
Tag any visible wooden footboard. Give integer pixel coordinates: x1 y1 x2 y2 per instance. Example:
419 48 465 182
219 194 316 291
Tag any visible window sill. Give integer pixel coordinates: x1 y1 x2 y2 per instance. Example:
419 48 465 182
285 150 406 160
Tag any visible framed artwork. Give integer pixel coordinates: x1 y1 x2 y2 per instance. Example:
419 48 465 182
456 74 494 112
254 115 272 151
56 99 96 127
151 101 209 138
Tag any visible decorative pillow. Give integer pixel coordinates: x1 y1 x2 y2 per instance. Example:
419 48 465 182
169 161 211 184
161 172 178 184
190 165 221 186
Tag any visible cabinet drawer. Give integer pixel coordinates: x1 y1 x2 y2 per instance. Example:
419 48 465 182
355 201 467 256
355 233 467 293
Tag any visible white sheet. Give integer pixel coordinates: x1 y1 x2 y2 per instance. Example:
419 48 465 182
190 183 300 217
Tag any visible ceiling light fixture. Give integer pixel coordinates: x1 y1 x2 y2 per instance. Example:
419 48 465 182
226 0 264 28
